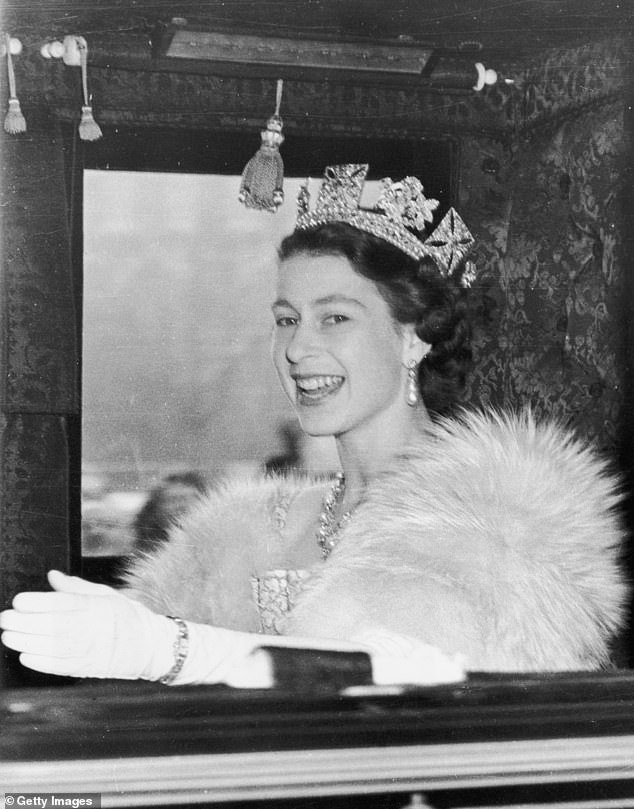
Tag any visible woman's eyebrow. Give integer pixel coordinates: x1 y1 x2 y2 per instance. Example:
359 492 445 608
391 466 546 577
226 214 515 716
272 294 365 309
314 294 366 308
271 298 295 310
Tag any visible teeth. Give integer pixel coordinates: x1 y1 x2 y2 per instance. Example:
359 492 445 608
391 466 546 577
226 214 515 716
296 375 342 392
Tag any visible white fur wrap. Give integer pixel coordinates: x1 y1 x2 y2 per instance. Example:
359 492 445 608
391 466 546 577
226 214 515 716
123 410 628 672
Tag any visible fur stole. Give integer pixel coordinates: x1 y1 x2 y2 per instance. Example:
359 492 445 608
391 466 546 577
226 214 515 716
123 410 628 672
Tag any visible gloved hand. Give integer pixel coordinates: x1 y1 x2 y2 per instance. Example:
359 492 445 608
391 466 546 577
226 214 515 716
0 571 176 680
0 571 266 685
351 628 467 686
0 572 466 688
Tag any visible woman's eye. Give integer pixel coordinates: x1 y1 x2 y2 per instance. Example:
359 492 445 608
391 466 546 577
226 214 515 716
324 314 349 325
275 316 297 327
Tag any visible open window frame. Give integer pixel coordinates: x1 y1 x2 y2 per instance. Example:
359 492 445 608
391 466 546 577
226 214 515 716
75 126 458 585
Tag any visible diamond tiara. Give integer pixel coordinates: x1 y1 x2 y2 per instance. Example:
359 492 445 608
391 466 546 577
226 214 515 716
295 164 475 282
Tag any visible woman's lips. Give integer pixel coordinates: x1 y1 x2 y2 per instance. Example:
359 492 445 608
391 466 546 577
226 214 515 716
294 374 344 405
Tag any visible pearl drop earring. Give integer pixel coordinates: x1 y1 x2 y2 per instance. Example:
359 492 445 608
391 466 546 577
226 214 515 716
406 360 418 407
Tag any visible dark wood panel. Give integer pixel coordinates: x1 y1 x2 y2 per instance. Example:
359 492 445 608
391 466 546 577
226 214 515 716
3 671 634 805
3 670 634 761
3 0 632 57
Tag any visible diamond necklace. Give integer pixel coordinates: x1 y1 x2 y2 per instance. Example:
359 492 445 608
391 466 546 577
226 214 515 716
317 472 354 559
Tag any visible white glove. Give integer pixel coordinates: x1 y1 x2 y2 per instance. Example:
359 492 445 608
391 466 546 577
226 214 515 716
0 572 466 688
0 571 264 684
350 628 467 686
0 571 179 680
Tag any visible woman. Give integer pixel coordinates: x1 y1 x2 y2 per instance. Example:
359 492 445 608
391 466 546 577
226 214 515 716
0 164 627 685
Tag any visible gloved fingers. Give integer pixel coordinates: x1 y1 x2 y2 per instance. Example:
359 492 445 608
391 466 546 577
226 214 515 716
0 609 75 636
1 620 98 658
18 653 117 679
0 609 14 629
18 653 79 675
1 629 24 653
2 595 124 659
2 630 62 657
2 580 178 681
12 590 93 614
6 574 115 614
48 570 116 596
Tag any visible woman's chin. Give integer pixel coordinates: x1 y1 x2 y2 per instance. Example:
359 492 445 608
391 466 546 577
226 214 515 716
297 420 339 438
296 410 343 438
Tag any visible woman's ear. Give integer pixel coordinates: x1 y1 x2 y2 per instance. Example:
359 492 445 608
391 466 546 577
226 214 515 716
401 323 430 366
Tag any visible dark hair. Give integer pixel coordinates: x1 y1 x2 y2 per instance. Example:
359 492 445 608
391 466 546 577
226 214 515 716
278 222 472 415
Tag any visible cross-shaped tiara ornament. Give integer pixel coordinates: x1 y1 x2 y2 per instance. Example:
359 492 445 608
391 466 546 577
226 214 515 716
295 164 475 285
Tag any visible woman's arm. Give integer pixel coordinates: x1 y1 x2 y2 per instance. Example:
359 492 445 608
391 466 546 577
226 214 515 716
0 571 465 686
0 571 273 684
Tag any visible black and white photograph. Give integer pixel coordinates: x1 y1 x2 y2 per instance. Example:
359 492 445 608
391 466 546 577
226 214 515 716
1 1 633 806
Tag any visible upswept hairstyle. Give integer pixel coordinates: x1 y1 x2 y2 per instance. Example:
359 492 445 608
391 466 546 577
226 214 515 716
278 222 472 415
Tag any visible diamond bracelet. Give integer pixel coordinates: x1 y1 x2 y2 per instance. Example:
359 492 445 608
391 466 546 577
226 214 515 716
159 616 190 685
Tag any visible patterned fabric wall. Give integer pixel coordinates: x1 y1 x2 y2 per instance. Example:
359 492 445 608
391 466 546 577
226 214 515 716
461 101 629 454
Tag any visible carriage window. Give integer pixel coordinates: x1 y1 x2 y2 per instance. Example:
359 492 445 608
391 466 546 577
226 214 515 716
81 171 338 558
80 133 454 563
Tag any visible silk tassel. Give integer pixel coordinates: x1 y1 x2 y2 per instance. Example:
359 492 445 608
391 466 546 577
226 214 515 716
77 37 102 141
4 34 26 134
239 79 285 213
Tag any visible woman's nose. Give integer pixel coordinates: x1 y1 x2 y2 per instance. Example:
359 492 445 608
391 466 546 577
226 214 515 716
285 321 319 363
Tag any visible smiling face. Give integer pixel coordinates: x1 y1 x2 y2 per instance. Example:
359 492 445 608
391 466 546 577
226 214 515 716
271 252 418 441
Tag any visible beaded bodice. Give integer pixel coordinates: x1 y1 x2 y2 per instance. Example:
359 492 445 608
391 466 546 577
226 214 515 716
249 488 310 634
250 568 311 634
250 478 356 633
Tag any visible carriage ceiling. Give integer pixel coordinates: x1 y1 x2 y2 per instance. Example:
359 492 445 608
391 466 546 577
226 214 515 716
3 0 632 62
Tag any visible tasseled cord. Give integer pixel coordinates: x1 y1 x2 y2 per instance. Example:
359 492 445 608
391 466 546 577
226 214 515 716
77 37 102 141
239 79 285 213
4 34 26 134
